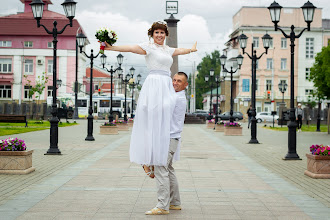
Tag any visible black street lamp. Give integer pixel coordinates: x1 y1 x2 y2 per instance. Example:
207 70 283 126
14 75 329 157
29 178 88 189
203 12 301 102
73 37 79 119
128 68 141 118
76 32 100 141
120 73 131 122
238 32 272 144
30 0 77 155
204 69 214 119
220 54 244 122
268 0 316 160
278 81 288 103
100 54 124 122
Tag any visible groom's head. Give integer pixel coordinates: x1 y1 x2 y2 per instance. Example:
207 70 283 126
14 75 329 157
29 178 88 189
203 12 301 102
173 72 188 92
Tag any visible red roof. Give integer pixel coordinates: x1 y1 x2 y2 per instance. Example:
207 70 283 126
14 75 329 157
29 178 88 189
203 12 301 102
101 84 113 90
86 68 110 78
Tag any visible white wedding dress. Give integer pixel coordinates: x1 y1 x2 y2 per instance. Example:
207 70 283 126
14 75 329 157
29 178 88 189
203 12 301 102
129 42 176 166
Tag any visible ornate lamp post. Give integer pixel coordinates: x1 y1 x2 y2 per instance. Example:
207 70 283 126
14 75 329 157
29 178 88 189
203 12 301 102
204 69 214 120
120 73 131 122
100 54 124 122
268 0 316 160
214 74 221 125
220 54 244 122
278 81 288 103
238 32 272 144
30 0 77 155
76 32 100 141
128 67 141 118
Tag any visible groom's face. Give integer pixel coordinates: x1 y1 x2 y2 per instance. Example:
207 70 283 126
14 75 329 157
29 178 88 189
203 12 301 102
173 74 188 92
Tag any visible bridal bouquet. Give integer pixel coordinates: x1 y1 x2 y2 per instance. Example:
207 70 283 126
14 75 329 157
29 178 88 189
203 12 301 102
95 27 118 54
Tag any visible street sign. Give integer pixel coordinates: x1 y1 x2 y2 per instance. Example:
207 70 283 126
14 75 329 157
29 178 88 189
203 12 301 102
191 94 194 98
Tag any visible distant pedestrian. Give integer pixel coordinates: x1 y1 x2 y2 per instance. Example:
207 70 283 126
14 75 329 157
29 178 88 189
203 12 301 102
247 105 252 129
296 103 304 132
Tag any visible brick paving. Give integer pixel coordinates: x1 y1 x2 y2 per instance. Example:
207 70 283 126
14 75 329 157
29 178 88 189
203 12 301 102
0 120 329 219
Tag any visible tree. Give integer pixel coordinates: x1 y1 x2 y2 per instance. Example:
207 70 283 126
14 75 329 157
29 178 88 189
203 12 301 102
195 50 222 109
309 45 330 98
24 72 49 101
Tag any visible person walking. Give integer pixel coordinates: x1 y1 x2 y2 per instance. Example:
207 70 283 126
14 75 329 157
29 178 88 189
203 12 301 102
295 103 304 132
247 105 252 129
145 72 188 215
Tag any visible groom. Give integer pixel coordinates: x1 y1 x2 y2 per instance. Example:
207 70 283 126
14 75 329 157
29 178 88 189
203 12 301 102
146 72 188 215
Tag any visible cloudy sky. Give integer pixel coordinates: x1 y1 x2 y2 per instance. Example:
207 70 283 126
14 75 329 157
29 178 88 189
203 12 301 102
1 0 330 80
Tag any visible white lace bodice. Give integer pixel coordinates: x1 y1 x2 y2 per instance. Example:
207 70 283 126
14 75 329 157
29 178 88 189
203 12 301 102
139 42 175 72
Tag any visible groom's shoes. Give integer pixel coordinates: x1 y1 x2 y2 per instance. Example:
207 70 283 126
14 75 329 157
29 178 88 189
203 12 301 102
145 207 169 215
169 205 182 210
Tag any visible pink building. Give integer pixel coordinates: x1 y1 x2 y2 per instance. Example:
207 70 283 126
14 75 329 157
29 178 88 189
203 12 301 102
223 6 330 114
0 0 89 103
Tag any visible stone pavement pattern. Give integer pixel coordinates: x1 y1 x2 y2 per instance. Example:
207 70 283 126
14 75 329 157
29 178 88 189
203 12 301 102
0 121 330 219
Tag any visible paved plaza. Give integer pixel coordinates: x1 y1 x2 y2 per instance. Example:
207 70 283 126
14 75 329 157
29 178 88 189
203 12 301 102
1 120 330 219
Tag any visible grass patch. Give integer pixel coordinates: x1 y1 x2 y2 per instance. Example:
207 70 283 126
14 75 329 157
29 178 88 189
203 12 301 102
264 124 328 132
0 120 78 136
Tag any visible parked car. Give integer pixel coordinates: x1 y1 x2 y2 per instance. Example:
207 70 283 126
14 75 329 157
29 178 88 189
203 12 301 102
218 111 243 121
256 112 279 123
192 110 213 120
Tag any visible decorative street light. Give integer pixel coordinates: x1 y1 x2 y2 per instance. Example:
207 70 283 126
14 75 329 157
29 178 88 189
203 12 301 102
214 74 225 125
268 0 316 160
30 0 77 155
128 67 141 118
120 73 131 122
76 32 100 141
204 69 214 120
100 53 124 122
238 32 272 144
278 81 288 103
220 54 244 122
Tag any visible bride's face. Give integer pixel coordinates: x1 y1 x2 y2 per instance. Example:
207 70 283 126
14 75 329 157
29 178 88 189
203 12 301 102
153 29 166 45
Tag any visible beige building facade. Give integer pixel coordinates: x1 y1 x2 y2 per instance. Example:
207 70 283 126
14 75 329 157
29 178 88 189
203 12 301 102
222 6 330 116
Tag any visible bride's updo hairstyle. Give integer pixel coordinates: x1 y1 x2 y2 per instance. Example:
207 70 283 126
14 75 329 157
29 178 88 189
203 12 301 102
148 21 169 38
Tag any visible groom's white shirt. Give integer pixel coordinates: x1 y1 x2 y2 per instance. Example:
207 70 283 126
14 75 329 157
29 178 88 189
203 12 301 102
170 90 186 139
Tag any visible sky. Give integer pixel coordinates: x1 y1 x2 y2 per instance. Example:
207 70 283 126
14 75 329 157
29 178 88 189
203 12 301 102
1 0 330 81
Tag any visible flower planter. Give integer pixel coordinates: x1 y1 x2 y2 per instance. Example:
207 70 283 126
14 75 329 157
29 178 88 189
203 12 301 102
304 154 330 179
206 122 214 129
215 124 224 132
224 126 242 136
100 125 118 135
0 150 35 174
117 123 129 131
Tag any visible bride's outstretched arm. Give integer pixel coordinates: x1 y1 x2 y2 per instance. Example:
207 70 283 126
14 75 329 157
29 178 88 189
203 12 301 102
172 41 197 56
104 42 146 55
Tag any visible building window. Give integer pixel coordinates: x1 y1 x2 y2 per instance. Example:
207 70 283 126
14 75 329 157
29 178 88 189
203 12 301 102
0 58 12 73
94 84 99 92
306 68 310 80
24 41 33 48
253 37 259 48
305 89 313 95
281 58 287 70
24 59 33 74
267 58 273 70
256 60 259 69
255 79 258 91
266 80 272 91
0 85 11 98
269 38 273 49
47 60 53 74
242 79 249 92
47 86 54 97
281 38 287 49
24 86 32 99
47 42 53 48
0 41 12 47
306 38 314 58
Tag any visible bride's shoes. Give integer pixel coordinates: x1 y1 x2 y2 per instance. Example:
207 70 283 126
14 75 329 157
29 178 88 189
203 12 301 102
142 164 155 178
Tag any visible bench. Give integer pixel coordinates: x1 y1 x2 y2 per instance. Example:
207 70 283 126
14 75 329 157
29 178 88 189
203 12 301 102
0 115 28 127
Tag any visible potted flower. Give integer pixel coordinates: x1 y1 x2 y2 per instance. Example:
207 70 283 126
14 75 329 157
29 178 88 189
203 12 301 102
206 119 215 129
115 120 129 131
304 144 330 179
100 122 118 135
0 138 35 174
224 121 242 136
215 121 225 132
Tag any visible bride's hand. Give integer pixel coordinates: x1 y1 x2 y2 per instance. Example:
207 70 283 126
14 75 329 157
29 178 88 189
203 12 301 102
104 41 112 50
191 41 197 52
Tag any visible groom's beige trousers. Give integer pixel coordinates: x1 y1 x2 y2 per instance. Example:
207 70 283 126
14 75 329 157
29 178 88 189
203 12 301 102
154 138 181 211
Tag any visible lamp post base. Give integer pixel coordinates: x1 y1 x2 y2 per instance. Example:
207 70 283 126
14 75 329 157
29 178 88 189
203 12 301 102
283 153 301 160
44 148 61 155
248 139 259 144
85 136 95 141
73 108 79 119
109 114 114 123
85 114 94 141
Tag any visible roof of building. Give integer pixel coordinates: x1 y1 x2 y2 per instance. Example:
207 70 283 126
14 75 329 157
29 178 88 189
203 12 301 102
86 67 110 78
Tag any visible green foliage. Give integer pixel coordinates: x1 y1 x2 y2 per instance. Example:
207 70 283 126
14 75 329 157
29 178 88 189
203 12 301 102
24 72 49 100
195 50 222 109
309 45 330 99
